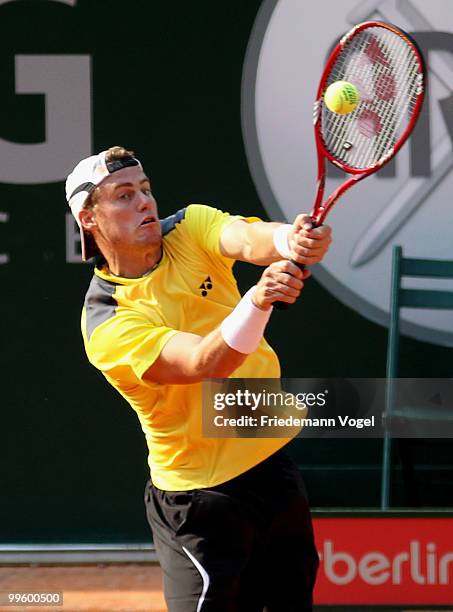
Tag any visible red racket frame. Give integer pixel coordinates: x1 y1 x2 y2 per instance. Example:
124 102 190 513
311 21 426 226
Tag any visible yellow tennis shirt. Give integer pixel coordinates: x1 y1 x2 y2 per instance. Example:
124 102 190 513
81 204 293 491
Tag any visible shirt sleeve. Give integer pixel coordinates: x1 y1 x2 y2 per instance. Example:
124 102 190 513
185 204 261 264
82 307 179 384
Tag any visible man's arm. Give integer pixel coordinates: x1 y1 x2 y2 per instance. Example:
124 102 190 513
143 260 308 385
220 214 332 266
142 327 247 385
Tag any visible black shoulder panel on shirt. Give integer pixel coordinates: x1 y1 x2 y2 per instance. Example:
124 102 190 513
84 275 118 340
160 207 187 236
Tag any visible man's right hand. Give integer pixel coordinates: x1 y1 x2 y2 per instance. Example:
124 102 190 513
252 260 311 310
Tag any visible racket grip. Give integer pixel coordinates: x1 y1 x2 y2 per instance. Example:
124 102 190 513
273 217 318 310
274 261 307 311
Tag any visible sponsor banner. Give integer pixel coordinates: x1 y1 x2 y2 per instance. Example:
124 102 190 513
313 517 453 605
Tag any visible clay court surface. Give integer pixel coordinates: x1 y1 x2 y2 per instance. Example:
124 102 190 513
0 564 166 612
0 564 451 612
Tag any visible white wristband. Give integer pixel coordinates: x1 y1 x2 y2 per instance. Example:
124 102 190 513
220 286 273 354
273 224 292 259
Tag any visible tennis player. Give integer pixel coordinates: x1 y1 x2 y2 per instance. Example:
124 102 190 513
66 146 332 612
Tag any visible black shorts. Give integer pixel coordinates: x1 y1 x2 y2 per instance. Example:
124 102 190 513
144 450 319 612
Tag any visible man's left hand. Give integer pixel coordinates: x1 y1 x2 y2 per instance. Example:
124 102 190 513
288 213 332 266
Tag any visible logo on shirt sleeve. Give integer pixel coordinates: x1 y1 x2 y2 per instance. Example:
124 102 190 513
199 276 213 297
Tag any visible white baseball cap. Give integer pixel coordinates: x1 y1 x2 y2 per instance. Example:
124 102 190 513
65 149 142 260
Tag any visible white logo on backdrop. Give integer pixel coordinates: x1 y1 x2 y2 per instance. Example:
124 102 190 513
0 0 89 185
242 0 453 346
0 55 91 184
0 0 89 264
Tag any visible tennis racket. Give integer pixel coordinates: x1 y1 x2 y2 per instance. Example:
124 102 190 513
276 21 426 308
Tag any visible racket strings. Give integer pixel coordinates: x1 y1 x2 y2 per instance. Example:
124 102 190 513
321 26 421 170
325 30 418 166
367 35 418 160
327 31 404 159
328 32 407 162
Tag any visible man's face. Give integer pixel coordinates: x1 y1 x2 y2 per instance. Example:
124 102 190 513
88 165 162 253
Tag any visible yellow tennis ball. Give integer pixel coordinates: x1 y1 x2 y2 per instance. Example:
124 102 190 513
324 81 360 115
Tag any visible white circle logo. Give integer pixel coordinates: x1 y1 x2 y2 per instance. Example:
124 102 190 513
242 0 453 346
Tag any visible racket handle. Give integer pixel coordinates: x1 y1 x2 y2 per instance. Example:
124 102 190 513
274 261 307 311
274 217 319 310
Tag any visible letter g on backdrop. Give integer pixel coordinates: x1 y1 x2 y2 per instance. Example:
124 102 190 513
0 0 91 184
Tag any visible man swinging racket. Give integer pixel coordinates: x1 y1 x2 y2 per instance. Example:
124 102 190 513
66 146 332 612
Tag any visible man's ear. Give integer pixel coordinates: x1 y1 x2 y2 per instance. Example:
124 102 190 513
79 208 97 231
